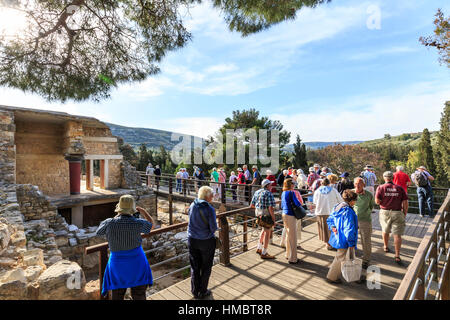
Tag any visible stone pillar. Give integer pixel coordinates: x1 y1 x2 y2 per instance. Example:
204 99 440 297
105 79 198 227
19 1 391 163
66 156 82 195
71 205 83 228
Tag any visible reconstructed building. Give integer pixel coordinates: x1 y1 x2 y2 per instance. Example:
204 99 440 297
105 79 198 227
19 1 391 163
0 105 155 228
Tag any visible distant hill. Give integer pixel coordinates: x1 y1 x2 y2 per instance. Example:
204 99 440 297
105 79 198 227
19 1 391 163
107 121 437 153
359 131 438 149
284 141 364 151
106 123 204 150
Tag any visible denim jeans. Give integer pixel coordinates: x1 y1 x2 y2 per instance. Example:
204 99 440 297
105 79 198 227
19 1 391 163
176 179 182 193
417 185 434 216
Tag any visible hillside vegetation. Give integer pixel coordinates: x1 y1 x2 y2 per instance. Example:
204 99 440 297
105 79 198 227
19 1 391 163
359 131 438 149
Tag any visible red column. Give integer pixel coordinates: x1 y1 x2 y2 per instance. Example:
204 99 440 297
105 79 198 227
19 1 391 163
66 157 82 195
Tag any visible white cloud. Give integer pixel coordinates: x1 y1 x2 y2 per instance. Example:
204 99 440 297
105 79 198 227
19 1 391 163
348 46 418 61
271 81 450 143
160 117 224 139
118 1 372 99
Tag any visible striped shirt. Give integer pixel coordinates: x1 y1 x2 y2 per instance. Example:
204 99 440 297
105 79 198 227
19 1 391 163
96 215 152 252
251 189 276 209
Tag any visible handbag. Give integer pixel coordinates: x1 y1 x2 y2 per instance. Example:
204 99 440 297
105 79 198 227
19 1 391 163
254 192 275 229
257 214 274 229
290 191 307 220
198 207 222 249
341 247 362 282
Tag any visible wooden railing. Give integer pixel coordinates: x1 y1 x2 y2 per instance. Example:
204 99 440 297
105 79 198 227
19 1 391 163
394 190 450 300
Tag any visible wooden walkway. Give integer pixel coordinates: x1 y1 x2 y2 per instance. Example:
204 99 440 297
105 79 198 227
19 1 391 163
149 211 431 300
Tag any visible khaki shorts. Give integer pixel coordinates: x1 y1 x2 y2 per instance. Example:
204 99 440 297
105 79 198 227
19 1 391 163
379 209 406 235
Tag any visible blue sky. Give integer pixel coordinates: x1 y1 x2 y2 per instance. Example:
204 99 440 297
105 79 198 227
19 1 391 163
0 0 449 142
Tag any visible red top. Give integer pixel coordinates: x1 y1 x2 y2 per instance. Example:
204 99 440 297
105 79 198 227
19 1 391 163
393 171 411 193
238 172 246 184
375 182 408 211
267 175 277 193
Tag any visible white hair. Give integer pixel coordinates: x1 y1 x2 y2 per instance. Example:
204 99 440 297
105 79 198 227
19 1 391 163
283 170 288 175
396 166 404 172
198 186 214 200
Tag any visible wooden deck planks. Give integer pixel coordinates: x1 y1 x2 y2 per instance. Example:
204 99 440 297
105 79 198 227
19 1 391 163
149 215 425 301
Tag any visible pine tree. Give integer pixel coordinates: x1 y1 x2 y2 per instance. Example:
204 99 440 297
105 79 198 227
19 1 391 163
137 144 150 171
434 102 450 186
418 128 436 174
293 134 308 169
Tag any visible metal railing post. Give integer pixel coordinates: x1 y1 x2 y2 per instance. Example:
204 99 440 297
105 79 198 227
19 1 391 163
243 215 248 252
219 216 230 266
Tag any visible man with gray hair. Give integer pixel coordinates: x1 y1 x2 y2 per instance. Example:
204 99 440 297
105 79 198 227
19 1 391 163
375 171 408 265
393 165 411 194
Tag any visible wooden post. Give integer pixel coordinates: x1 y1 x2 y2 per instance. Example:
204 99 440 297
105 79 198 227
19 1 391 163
99 246 109 300
219 216 230 266
169 178 173 225
431 224 439 278
183 179 187 197
243 215 248 252
221 183 226 204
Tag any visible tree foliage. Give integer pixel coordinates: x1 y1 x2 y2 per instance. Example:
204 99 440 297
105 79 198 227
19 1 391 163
418 128 436 174
0 0 330 102
420 8 449 67
292 134 307 169
434 102 450 187
216 108 291 169
307 144 384 181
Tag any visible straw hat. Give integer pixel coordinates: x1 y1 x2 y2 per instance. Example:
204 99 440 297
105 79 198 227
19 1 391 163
417 166 427 171
115 195 136 215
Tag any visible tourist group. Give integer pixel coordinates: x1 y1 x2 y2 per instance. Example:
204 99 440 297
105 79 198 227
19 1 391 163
94 163 436 299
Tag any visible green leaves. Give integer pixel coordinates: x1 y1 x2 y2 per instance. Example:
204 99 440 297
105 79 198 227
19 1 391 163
0 0 331 102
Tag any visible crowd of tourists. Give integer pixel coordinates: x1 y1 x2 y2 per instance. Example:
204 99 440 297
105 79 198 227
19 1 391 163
96 163 436 299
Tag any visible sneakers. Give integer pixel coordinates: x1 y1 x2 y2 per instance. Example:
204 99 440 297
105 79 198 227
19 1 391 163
261 253 276 260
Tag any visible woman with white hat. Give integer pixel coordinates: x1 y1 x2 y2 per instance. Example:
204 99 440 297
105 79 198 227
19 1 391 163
96 195 154 300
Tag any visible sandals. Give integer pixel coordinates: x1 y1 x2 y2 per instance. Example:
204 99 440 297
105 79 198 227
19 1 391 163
384 247 391 253
395 256 402 265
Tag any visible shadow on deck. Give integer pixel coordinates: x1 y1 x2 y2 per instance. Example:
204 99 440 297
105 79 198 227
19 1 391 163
149 212 431 300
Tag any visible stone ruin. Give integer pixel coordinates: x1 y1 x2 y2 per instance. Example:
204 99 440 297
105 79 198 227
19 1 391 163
0 105 160 300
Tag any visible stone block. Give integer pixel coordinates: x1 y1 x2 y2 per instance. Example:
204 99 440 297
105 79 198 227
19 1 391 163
68 238 78 247
23 248 45 268
10 231 26 247
24 265 44 282
0 257 17 268
37 260 87 300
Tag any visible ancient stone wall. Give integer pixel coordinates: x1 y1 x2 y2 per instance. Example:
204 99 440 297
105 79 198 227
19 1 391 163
108 159 122 189
121 161 142 189
0 110 16 186
15 121 70 195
